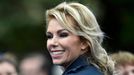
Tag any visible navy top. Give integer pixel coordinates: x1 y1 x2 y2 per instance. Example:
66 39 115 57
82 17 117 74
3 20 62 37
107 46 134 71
62 56 103 75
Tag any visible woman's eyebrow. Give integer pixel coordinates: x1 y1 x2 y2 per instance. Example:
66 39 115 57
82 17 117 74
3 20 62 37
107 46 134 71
46 29 69 35
57 29 68 33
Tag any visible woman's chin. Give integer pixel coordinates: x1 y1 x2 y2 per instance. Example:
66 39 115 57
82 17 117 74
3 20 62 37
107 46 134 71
53 59 63 65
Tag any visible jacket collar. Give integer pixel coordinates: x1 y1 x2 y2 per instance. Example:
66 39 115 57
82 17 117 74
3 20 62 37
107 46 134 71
63 55 89 74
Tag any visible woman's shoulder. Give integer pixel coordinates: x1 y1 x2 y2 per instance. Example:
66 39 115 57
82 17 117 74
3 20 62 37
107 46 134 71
63 56 103 75
77 64 103 75
63 64 103 75
82 64 103 75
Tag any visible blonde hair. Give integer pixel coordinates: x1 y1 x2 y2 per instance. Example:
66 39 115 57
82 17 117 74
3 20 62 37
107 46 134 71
46 2 114 75
111 51 134 66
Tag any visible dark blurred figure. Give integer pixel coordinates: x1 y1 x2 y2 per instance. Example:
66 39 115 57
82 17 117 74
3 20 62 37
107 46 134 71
110 51 134 75
19 52 52 75
0 52 18 75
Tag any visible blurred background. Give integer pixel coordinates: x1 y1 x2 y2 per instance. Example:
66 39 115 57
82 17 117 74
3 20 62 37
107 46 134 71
0 0 134 57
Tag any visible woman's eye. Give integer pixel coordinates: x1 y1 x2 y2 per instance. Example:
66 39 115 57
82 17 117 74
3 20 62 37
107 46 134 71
59 33 69 37
46 34 53 39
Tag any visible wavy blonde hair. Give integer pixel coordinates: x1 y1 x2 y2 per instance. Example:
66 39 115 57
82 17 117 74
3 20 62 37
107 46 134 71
46 2 114 75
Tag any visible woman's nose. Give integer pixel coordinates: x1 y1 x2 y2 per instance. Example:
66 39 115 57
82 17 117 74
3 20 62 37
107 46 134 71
50 36 59 46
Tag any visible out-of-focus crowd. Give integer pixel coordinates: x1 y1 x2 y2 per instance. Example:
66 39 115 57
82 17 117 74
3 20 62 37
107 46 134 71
0 51 63 75
0 50 133 75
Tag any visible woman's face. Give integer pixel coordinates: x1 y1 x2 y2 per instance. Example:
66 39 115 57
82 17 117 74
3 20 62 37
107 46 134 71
46 19 86 67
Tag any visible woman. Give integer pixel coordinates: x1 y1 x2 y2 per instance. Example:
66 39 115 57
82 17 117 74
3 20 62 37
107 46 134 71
46 2 114 75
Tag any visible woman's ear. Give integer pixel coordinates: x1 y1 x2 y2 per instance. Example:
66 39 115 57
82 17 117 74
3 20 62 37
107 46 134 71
79 37 89 51
80 42 89 55
81 41 88 50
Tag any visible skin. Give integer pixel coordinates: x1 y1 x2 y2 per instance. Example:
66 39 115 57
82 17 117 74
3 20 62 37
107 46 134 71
0 62 17 75
20 58 48 75
46 18 87 68
117 65 134 75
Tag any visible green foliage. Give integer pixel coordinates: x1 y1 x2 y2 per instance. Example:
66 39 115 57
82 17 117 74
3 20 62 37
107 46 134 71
0 0 134 55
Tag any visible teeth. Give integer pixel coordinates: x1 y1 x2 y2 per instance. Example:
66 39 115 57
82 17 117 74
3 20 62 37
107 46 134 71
51 51 64 55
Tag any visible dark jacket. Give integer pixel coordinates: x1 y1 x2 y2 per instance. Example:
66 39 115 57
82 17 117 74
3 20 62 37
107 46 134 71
62 56 103 75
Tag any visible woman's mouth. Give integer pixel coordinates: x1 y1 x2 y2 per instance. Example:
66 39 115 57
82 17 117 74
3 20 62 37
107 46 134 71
50 50 65 55
50 50 65 58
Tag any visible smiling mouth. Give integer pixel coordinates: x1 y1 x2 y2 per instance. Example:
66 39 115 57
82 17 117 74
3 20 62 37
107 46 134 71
50 50 65 59
50 50 65 55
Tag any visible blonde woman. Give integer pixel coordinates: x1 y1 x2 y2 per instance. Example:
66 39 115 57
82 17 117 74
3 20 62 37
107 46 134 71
46 2 114 75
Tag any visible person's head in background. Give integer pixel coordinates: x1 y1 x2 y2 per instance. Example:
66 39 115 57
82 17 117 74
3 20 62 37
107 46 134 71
0 52 18 75
46 2 114 75
19 52 52 75
110 51 134 75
